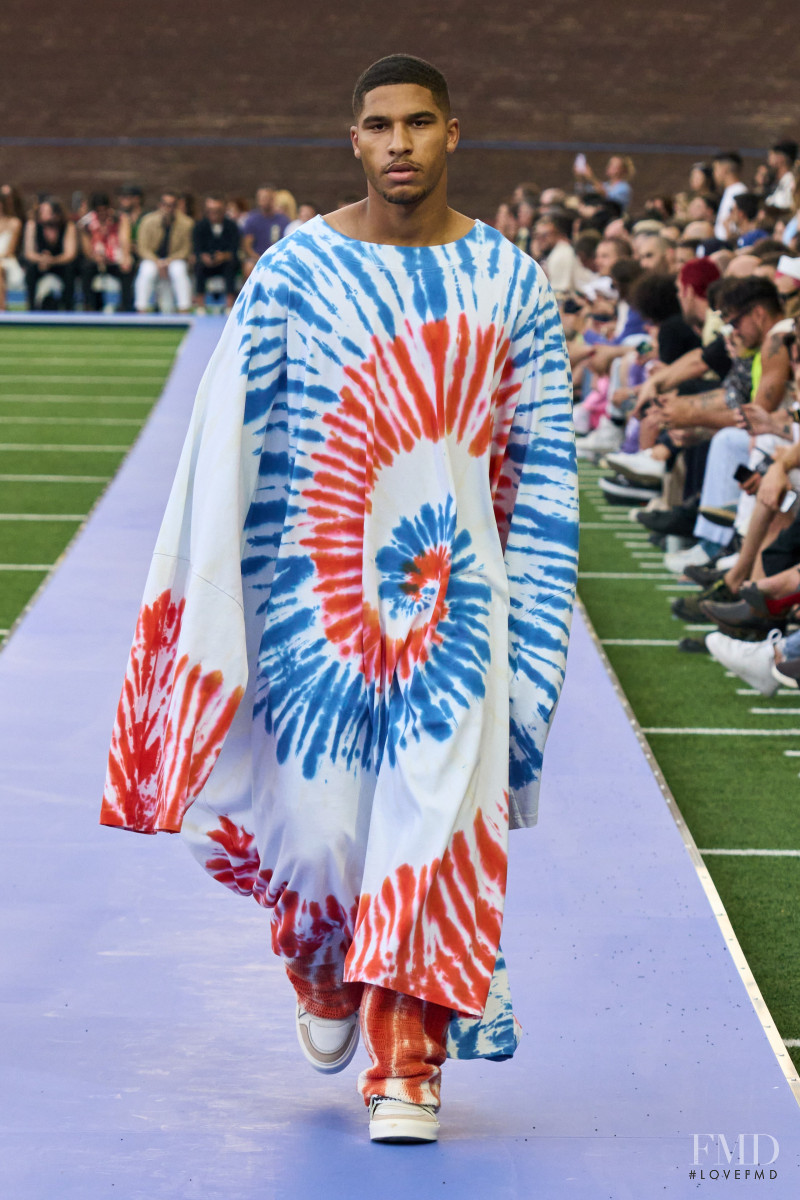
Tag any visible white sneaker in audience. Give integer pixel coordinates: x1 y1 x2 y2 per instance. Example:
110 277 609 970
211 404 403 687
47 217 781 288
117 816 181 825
605 449 666 486
572 401 592 435
716 551 739 571
663 542 711 573
575 416 622 460
705 630 783 696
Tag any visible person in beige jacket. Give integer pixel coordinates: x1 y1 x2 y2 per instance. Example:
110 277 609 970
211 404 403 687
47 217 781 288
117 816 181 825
134 191 194 312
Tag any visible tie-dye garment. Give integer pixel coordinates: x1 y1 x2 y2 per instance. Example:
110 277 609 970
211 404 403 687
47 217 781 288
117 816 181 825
101 216 578 1053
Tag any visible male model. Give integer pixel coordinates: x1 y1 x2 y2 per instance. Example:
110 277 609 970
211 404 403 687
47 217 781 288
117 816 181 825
101 54 578 1144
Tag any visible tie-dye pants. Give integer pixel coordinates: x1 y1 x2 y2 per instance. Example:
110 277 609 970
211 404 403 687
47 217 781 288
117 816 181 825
290 961 449 1106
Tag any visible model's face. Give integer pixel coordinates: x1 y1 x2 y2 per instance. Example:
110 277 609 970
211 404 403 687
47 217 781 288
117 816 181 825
351 83 458 207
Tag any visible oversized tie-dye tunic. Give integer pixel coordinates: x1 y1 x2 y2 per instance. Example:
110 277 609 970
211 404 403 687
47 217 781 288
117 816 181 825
101 216 578 1057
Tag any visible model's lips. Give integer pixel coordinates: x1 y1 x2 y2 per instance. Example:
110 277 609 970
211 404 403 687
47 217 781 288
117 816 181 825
385 163 420 177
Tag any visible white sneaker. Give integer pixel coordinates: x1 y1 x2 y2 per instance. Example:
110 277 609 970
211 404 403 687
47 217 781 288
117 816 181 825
605 449 666 486
368 1097 440 1144
295 1004 360 1074
705 630 782 696
663 542 710 573
572 401 592 435
716 551 740 571
575 416 623 460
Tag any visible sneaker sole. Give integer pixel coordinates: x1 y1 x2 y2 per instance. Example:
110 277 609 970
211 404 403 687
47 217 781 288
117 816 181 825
369 1117 439 1144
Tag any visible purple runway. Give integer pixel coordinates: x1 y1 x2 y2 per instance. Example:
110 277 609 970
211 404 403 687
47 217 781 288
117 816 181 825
2 317 800 1198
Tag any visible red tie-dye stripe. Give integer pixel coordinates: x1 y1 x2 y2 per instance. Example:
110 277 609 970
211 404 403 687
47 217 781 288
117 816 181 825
345 800 508 1016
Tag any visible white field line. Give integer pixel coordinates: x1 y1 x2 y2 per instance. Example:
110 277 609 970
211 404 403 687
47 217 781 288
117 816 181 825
700 848 800 857
750 707 800 716
0 513 85 521
784 750 800 757
656 583 696 591
600 514 635 522
784 1039 800 1047
0 416 143 427
601 638 678 646
0 443 127 452
0 356 172 366
643 727 800 736
581 521 635 530
0 473 107 482
0 395 153 405
578 572 676 580
0 374 164 383
736 688 796 697
0 563 54 571
686 624 711 631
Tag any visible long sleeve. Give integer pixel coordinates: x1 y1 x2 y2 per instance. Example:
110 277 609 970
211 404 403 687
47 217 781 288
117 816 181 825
501 270 579 829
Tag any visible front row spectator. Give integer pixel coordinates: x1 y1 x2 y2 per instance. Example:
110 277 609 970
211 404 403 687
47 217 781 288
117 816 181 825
135 191 194 314
78 192 135 312
0 185 24 310
23 198 78 311
192 194 240 311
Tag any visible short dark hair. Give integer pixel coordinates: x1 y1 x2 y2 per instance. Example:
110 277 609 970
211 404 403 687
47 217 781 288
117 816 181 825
630 273 681 324
750 237 788 260
353 55 450 118
539 210 573 240
713 150 743 172
719 276 782 319
772 140 798 164
609 257 643 301
733 192 761 222
89 191 110 210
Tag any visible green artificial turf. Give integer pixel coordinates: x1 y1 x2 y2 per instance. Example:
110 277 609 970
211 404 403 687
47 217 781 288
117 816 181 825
0 323 184 640
576 459 800 1076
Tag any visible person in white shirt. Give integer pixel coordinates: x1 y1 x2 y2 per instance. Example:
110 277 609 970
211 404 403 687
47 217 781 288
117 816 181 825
766 140 798 212
534 211 579 292
712 151 747 240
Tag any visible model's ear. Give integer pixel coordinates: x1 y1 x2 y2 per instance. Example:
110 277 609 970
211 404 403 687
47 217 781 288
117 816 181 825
350 125 361 160
445 117 460 155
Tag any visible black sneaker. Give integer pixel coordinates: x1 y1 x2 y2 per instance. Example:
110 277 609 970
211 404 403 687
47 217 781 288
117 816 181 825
670 578 738 622
683 564 726 588
636 501 698 536
599 474 661 506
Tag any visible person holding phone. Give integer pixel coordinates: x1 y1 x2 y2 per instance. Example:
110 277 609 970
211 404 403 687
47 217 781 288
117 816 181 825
573 154 635 211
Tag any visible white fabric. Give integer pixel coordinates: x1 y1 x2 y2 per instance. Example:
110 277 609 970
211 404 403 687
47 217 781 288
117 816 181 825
715 182 747 240
135 258 192 312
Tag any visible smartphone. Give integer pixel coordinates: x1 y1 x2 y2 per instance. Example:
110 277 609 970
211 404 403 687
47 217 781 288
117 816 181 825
781 490 798 513
733 463 756 484
574 153 587 173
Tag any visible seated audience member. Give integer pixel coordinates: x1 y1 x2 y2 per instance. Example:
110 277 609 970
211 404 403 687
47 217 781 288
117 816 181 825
23 197 78 310
494 202 518 242
78 192 135 312
644 195 675 222
539 187 567 208
226 196 250 228
712 150 747 239
515 198 536 255
116 184 145 261
574 230 601 288
285 202 318 237
689 162 716 196
534 211 580 292
634 232 676 274
729 192 769 249
241 186 289 279
274 189 297 224
178 192 197 220
574 155 635 210
775 255 800 318
134 190 194 314
0 185 24 310
192 194 240 311
512 181 540 208
766 140 798 212
686 194 718 224
595 234 632 278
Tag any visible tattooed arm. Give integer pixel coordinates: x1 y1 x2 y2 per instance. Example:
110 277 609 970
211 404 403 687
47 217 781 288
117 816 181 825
754 331 792 412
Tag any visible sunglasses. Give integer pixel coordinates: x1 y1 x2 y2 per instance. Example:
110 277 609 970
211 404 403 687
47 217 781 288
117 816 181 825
724 304 756 331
